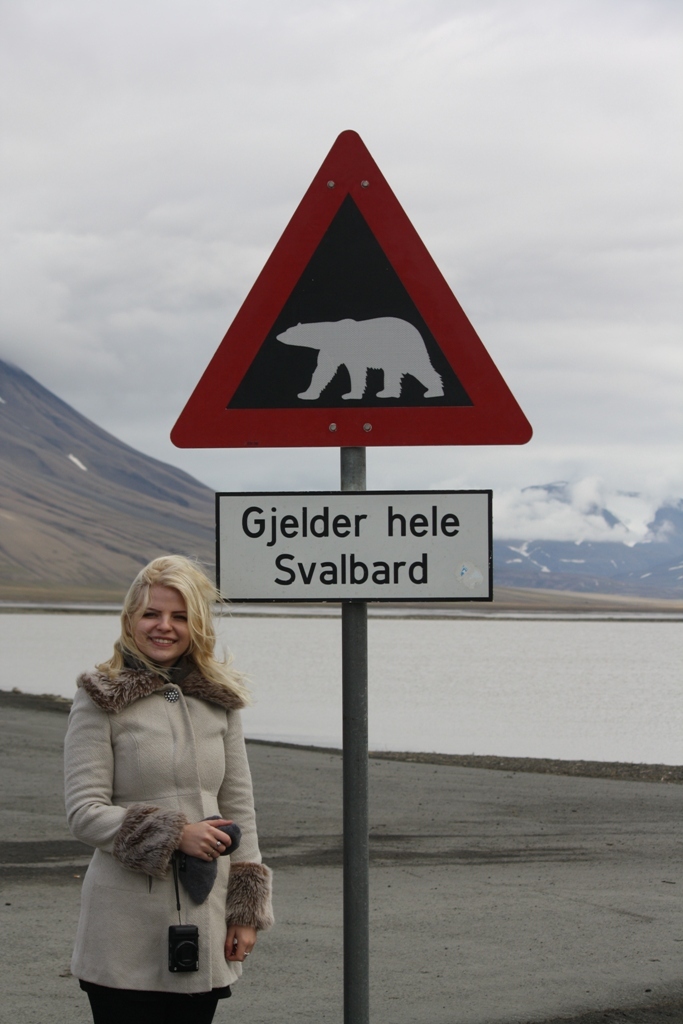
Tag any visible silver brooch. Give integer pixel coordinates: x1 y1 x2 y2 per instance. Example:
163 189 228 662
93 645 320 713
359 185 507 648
164 689 180 704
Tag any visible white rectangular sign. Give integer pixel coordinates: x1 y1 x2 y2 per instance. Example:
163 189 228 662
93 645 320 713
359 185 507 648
216 491 492 601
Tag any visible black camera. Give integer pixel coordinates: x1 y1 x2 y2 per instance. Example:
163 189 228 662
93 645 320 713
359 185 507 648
168 924 199 972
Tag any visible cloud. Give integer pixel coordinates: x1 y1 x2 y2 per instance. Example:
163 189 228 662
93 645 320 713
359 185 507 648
0 0 680 510
490 478 675 544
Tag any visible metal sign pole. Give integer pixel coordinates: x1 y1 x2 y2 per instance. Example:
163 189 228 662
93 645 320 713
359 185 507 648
340 446 369 1024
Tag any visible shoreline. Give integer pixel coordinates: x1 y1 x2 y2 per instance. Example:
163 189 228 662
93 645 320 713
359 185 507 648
1 583 681 616
0 602 681 623
251 738 683 784
4 689 680 784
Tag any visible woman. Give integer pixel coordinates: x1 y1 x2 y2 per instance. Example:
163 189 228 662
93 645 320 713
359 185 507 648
64 555 273 1023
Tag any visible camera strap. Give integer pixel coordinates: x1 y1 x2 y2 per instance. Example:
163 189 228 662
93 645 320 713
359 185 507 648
171 854 183 926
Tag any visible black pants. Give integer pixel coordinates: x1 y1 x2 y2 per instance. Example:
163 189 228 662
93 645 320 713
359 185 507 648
83 982 225 1024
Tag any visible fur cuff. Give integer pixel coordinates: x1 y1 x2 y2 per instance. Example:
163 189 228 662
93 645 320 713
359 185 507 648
226 862 274 932
113 803 188 878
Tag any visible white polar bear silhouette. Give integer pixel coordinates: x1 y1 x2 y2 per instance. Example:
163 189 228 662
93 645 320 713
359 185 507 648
276 317 444 401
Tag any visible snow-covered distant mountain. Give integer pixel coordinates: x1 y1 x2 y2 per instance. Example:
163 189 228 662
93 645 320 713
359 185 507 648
494 482 683 597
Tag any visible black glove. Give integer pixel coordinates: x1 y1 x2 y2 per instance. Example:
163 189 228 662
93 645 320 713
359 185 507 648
178 818 242 904
216 821 242 855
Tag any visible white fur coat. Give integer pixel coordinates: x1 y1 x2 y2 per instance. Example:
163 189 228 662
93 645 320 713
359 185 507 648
64 665 273 993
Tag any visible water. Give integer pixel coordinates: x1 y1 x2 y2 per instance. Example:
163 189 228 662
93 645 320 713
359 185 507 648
1 611 680 765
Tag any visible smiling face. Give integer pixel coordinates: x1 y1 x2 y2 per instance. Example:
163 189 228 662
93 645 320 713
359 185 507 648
132 585 191 667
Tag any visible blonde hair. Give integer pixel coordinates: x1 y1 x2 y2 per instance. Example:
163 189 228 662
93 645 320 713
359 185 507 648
97 555 249 703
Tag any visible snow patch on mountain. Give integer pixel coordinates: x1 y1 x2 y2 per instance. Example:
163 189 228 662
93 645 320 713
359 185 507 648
68 453 88 471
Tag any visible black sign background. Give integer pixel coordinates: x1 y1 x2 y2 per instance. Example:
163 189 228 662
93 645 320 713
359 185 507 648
228 196 472 409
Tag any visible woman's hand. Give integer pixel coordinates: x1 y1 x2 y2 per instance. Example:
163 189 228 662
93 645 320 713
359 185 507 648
178 819 233 861
225 925 257 962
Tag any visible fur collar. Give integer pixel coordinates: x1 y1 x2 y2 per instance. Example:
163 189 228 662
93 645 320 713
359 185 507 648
77 665 246 714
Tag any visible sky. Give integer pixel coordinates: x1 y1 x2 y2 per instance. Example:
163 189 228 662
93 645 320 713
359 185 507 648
1 0 681 541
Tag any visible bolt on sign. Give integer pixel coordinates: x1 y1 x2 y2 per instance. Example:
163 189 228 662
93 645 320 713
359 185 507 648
171 131 532 450
216 491 492 601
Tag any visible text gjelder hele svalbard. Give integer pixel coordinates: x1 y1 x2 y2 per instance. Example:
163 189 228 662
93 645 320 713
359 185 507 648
239 504 460 587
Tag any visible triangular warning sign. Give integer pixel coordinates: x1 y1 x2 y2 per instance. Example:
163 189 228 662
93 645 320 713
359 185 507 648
172 131 532 448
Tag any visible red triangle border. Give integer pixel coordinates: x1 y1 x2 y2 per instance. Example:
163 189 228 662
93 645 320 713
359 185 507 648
172 131 532 448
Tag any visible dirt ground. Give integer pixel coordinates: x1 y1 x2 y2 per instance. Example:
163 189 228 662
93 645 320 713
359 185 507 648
2 689 682 1024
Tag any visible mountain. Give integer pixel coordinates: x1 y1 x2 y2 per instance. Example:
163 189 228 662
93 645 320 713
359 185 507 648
1 361 680 603
0 359 214 600
494 483 683 598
